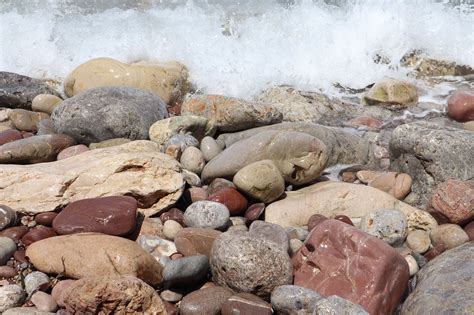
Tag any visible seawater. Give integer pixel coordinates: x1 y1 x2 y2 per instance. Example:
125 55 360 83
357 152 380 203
0 0 473 98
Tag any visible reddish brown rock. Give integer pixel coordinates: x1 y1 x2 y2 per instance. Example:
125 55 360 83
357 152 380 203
160 208 185 226
292 219 409 315
52 196 137 236
0 266 16 278
187 187 208 203
447 90 474 122
0 129 22 145
174 227 222 257
423 244 447 261
334 215 354 226
221 293 272 315
345 116 383 128
21 226 57 246
13 250 27 264
52 280 76 307
464 221 474 241
35 212 58 227
180 286 233 315
207 187 248 215
426 180 474 225
56 144 89 160
307 214 328 231
0 226 29 242
244 203 265 222
164 301 179 315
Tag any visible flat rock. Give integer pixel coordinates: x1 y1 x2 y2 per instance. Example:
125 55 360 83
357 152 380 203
2 307 55 315
0 141 184 216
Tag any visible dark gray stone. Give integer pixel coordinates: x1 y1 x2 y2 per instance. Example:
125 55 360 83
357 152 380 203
271 285 323 315
51 86 168 144
0 237 16 265
0 205 17 231
314 296 369 315
162 255 209 287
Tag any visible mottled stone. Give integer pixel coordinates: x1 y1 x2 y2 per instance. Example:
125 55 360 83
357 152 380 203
222 293 272 315
360 209 408 245
56 144 89 160
0 205 17 231
249 220 289 252
447 90 474 122
464 221 474 241
21 227 57 246
314 295 369 315
200 136 222 161
137 235 177 257
32 94 62 114
429 224 469 249
0 226 28 242
187 187 208 203
0 285 25 312
25 271 50 295
162 255 209 287
406 230 431 254
160 208 185 226
271 284 323 315
180 146 205 175
0 129 22 145
34 212 57 227
244 203 265 222
207 188 248 215
184 201 230 230
363 78 418 106
8 109 49 132
0 236 16 264
31 292 57 312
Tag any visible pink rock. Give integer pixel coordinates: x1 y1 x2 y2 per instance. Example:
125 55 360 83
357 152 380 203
0 129 22 145
345 116 383 128
21 226 57 246
447 90 474 122
57 144 89 160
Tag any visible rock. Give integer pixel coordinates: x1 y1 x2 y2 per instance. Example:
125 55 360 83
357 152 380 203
464 221 474 240
160 290 182 303
334 215 354 226
265 182 437 231
270 284 323 315
51 280 75 307
244 203 265 222
0 134 75 164
426 180 474 225
362 78 418 107
203 130 328 185
210 231 292 297
222 293 272 315
88 138 131 149
35 212 57 227
0 265 16 278
51 86 168 144
360 209 408 245
175 227 222 257
0 72 60 109
25 233 163 286
447 90 474 122
21 227 57 246
405 254 419 276
160 208 185 226
180 146 205 175
401 242 474 314
233 160 285 203
2 308 55 315
345 116 383 128
61 275 167 314
0 141 184 216
0 129 22 145
64 57 189 106
314 296 369 315
406 230 431 254
0 226 28 242
8 109 49 132
307 214 329 231
401 54 474 77
207 178 236 195
357 171 412 200
181 94 282 132
429 224 469 249
31 292 57 312
0 285 25 312
149 115 215 149
56 144 89 160
0 236 16 264
187 187 208 203
200 136 222 161
137 235 177 257
163 220 183 241
52 196 137 236
14 250 27 264
36 119 55 136
164 134 199 159
162 255 209 287
389 121 474 207
463 120 474 131
0 205 17 231
180 286 233 315
293 219 409 315
32 94 62 114
206 188 248 215
248 220 289 252
184 201 230 230
25 271 50 295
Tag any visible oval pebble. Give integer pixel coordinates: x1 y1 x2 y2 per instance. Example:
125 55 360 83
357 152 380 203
184 201 230 230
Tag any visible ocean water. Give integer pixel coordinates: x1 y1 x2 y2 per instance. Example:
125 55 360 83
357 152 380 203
0 0 473 98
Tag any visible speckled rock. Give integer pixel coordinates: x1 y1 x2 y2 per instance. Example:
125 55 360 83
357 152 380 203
0 237 16 265
248 220 289 252
180 146 205 175
314 296 369 315
271 285 323 315
25 271 50 295
174 227 222 257
56 144 89 160
162 255 209 287
180 286 233 315
200 136 222 161
184 201 230 230
0 205 17 231
429 224 469 249
137 235 177 257
8 109 49 132
32 94 62 114
362 78 418 107
0 285 25 312
360 209 408 245
406 230 431 254
447 90 474 122
222 293 272 315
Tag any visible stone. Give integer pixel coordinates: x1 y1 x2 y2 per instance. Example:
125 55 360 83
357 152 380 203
36 119 55 136
207 188 248 215
200 136 222 161
137 235 177 257
429 224 469 249
56 144 89 160
0 226 28 242
8 109 49 132
187 187 208 203
51 280 75 307
0 236 16 264
180 146 205 175
63 57 189 106
160 290 182 303
447 90 474 122
0 129 22 145
51 86 168 145
362 78 418 106
31 292 57 312
244 203 265 222
293 219 409 315
25 233 163 286
233 160 285 203
221 293 272 315
160 208 185 226
464 221 474 240
162 255 209 287
180 286 233 315
0 141 184 216
334 215 354 226
360 209 408 246
88 138 131 149
163 220 183 241
52 196 137 236
289 239 304 256
265 182 437 231
389 121 474 207
164 134 199 159
32 94 62 114
25 271 50 295
405 255 419 276
401 53 474 77
21 227 57 246
14 250 27 264
203 130 328 185
0 134 75 164
463 120 474 131
0 72 60 109
307 214 329 231
2 308 55 315
207 178 236 195
270 284 323 315
406 230 431 254
401 242 474 314
181 94 282 132
175 227 222 257
184 201 230 230
0 285 25 312
210 231 293 298
34 212 57 227
249 220 289 252
61 275 167 314
345 116 383 128
314 296 369 315
364 171 413 200
0 266 16 278
426 180 474 225
286 227 309 241
0 205 17 231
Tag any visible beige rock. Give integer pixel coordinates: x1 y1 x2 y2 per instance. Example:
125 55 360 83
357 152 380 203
463 121 474 131
61 275 167 314
32 94 62 114
362 78 418 106
26 233 163 286
57 144 89 160
0 140 184 216
88 138 131 149
430 224 469 249
406 230 431 254
357 171 412 200
180 146 205 175
163 220 183 241
8 109 49 132
64 57 189 105
265 182 437 231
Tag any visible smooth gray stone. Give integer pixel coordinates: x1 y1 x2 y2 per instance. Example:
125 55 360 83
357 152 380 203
162 255 209 287
249 220 289 253
24 271 50 295
360 209 408 246
271 284 323 315
184 201 230 230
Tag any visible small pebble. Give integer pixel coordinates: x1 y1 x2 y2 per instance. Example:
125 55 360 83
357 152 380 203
200 136 222 162
406 230 431 254
307 214 328 231
430 224 469 249
160 208 185 226
0 237 16 265
289 239 304 256
184 201 230 230
0 285 26 312
244 203 265 222
180 146 206 175
34 212 57 227
31 291 58 312
0 205 17 231
160 290 183 303
405 255 419 276
25 271 50 295
271 285 323 315
0 226 29 242
360 209 407 246
163 220 183 241
334 215 354 226
0 265 16 278
187 187 208 203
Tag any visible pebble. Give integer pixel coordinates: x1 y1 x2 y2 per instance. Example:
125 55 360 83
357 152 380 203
88 138 131 149
180 286 233 315
405 255 419 276
200 136 222 161
229 216 247 226
31 292 58 312
207 187 248 215
286 226 309 241
160 290 183 303
137 235 177 257
447 90 474 122
424 244 447 261
160 208 185 226
182 169 202 186
271 285 323 315
56 144 89 160
21 226 57 246
0 205 17 231
429 224 469 249
334 215 354 226
0 237 16 265
360 209 408 246
184 201 230 230
0 129 23 145
314 295 369 315
244 203 265 221
187 187 208 203
162 255 209 287
25 271 50 295
289 239 304 256
13 250 27 264
307 214 328 231
174 227 222 257
163 220 183 241
406 230 431 254
32 94 62 114
0 285 26 312
51 280 75 307
221 293 272 315
34 212 57 227
0 265 16 278
249 220 289 252
464 221 474 241
8 109 49 132
0 226 28 242
207 178 235 195
180 146 206 175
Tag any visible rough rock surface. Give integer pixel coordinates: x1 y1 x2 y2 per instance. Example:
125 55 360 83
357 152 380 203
314 296 369 315
270 285 323 315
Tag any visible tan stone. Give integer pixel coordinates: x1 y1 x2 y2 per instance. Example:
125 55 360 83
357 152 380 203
31 94 62 114
362 78 418 106
265 182 437 231
26 234 163 286
8 109 49 132
357 171 412 200
64 57 189 105
88 138 131 149
0 140 184 216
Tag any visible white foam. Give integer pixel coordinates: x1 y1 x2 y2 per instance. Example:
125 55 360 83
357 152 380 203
0 0 473 98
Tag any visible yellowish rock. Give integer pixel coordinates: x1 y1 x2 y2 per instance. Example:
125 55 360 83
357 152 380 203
32 94 62 114
362 78 418 106
8 109 49 132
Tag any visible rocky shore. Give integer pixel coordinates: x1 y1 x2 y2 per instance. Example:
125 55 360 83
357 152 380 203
0 55 473 314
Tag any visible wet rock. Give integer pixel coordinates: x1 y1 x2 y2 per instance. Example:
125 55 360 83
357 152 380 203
360 209 408 245
21 227 57 246
429 224 469 249
0 205 17 231
51 86 168 144
447 90 474 122
31 292 57 312
180 146 205 175
362 78 418 107
0 226 28 242
0 285 25 312
184 201 230 230
162 255 209 287
406 230 431 254
314 295 369 315
270 284 323 315
88 138 131 149
200 136 222 161
25 271 50 295
207 188 248 215
180 286 233 315
248 220 289 252
222 293 272 315
0 129 22 145
34 212 57 227
175 227 222 257
401 54 474 77
163 220 183 241
8 109 49 132
32 94 62 114
0 236 16 264
56 144 89 160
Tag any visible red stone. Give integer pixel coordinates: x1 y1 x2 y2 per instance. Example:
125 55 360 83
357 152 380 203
0 266 16 278
35 212 58 227
222 293 272 315
174 227 222 257
0 226 29 242
207 187 248 215
447 90 474 122
423 244 447 261
464 221 474 241
334 215 354 226
293 219 409 315
52 196 137 236
207 178 235 195
307 214 328 231
244 203 265 222
0 129 22 145
21 226 57 246
160 208 185 226
163 301 179 315
345 116 383 128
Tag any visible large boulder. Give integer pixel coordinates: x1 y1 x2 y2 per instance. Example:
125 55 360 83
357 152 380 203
390 121 474 207
51 86 168 144
0 141 184 216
